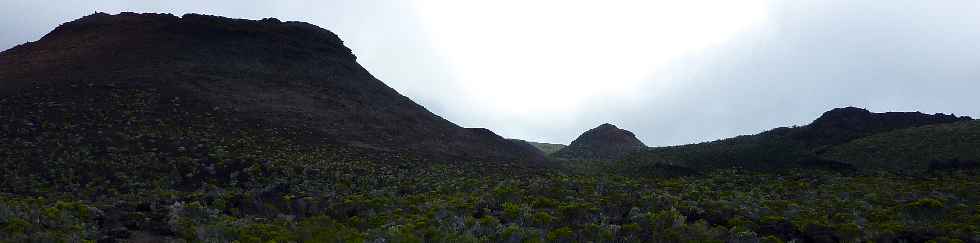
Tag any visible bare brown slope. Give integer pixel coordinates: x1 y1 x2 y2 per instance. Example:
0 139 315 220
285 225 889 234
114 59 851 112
0 12 545 163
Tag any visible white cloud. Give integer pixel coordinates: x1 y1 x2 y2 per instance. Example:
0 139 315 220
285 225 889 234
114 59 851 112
411 1 770 122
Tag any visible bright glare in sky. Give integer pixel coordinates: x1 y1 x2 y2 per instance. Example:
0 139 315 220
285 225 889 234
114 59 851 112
413 0 770 117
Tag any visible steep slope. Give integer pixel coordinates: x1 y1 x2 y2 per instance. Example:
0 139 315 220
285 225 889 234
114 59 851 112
554 123 647 160
624 107 972 171
823 120 980 171
0 12 544 163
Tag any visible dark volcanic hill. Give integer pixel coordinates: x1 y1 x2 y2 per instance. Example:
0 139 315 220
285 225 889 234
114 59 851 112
553 123 647 160
0 12 545 163
624 107 973 172
787 107 972 148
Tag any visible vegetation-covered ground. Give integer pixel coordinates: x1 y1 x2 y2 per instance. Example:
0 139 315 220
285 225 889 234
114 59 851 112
2 160 978 242
623 108 975 173
1 85 979 242
825 121 980 171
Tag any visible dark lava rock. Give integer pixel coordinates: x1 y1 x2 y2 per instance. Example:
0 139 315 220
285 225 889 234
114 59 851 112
0 12 544 163
553 123 646 160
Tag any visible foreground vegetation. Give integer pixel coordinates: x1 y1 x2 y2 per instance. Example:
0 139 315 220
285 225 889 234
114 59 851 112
1 85 978 242
2 160 977 242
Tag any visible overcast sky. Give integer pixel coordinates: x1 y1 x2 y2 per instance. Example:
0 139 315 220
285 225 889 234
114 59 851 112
2 0 979 146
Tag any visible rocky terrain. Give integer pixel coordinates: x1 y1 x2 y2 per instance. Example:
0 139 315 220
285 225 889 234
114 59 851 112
553 123 647 160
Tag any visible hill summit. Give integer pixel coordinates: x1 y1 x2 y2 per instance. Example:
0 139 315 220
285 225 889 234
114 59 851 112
789 106 972 146
0 12 544 163
554 123 647 160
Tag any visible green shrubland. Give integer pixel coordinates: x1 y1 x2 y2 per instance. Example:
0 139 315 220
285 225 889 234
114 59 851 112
1 85 978 242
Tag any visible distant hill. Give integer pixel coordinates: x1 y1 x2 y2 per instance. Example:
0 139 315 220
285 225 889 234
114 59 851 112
0 12 545 163
505 139 549 157
508 139 566 155
624 107 973 171
554 123 647 160
528 141 567 155
788 107 972 148
823 120 980 171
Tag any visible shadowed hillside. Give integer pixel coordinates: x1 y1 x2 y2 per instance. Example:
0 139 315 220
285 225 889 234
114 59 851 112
791 107 972 148
528 141 567 155
0 12 544 163
823 120 980 171
624 107 972 171
507 139 566 155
